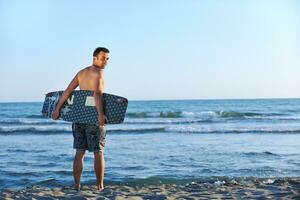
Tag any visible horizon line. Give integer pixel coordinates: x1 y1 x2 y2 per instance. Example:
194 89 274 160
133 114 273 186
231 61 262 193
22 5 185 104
0 97 299 103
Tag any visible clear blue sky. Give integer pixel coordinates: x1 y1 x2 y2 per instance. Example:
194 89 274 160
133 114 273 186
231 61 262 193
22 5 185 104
1 0 299 102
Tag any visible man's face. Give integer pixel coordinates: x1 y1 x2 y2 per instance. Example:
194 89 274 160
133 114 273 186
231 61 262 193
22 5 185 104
94 52 110 69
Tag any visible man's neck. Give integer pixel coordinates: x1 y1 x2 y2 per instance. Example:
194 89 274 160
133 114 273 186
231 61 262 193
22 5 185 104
90 65 103 71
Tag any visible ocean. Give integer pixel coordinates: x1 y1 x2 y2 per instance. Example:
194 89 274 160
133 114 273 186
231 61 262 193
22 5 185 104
0 99 300 190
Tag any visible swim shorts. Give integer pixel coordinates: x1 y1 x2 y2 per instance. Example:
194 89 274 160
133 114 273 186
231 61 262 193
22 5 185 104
72 123 106 152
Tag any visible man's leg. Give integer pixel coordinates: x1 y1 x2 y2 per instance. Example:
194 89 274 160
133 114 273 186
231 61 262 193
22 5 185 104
94 151 105 190
73 149 85 190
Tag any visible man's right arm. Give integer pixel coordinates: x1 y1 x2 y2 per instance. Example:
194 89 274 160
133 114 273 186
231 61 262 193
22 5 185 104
93 72 106 126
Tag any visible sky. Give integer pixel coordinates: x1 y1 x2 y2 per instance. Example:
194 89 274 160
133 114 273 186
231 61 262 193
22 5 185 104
0 0 299 102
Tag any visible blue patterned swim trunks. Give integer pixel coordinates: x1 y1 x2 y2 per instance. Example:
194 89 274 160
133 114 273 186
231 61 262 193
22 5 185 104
72 123 106 152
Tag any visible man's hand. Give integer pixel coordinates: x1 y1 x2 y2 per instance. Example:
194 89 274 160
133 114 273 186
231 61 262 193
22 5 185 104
98 113 107 126
52 109 60 120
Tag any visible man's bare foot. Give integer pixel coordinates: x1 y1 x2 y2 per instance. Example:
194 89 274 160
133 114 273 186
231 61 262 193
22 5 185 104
96 184 104 191
74 184 81 191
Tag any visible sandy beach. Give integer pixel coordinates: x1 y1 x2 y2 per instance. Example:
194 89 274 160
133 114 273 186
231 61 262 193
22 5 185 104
2 0 300 198
1 178 299 199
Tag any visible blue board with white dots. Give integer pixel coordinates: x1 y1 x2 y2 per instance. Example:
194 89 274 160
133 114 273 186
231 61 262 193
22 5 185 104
41 90 128 125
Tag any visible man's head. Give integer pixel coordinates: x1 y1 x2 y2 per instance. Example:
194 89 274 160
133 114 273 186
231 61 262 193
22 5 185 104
93 47 110 69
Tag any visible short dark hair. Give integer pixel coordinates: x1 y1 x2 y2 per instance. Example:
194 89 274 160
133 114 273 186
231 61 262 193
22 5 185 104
93 47 110 57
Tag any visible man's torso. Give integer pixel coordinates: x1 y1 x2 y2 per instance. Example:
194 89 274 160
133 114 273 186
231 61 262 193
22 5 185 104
77 66 104 91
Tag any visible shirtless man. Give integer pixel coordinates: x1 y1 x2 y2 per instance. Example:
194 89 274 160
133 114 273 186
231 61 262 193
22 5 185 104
52 47 110 191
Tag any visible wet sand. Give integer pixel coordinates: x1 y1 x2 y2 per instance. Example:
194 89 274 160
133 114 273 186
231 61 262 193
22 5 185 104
1 178 299 199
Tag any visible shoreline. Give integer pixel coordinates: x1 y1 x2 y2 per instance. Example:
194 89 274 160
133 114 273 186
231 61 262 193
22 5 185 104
1 177 299 199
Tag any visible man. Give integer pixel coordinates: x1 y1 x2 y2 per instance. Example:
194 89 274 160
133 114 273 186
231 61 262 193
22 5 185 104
52 47 110 191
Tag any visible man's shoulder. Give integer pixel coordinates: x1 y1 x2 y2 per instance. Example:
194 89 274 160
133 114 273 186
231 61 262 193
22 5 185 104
77 66 90 75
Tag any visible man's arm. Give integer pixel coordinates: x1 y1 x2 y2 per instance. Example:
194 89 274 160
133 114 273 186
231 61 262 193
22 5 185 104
94 73 106 126
52 73 79 119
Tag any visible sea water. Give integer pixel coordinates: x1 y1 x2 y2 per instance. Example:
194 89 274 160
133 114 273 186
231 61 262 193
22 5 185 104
0 99 300 189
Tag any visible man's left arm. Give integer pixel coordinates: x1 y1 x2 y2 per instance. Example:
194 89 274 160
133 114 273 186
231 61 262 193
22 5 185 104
52 73 79 120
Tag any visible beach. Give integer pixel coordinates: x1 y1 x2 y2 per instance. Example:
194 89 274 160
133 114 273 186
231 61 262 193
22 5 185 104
1 99 300 199
2 0 300 198
2 177 300 199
